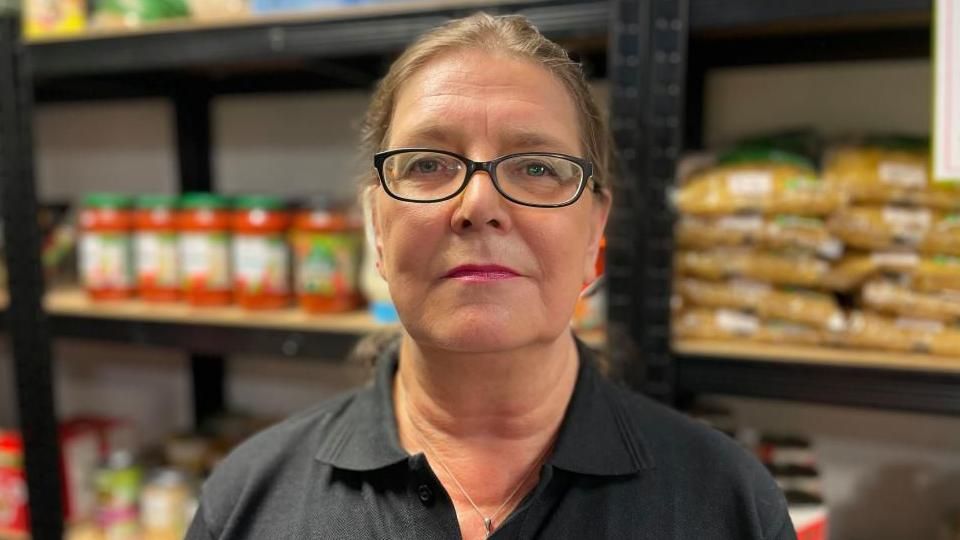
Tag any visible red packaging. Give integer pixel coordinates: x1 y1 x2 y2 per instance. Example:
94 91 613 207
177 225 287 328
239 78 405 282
0 431 28 534
790 505 829 540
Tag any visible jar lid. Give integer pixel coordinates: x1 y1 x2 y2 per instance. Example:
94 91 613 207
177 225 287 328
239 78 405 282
136 194 179 209
181 192 230 210
234 195 285 211
83 193 132 209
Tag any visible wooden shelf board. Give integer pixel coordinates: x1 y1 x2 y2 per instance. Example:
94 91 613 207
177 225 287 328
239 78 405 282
25 0 546 43
674 339 960 375
44 287 390 334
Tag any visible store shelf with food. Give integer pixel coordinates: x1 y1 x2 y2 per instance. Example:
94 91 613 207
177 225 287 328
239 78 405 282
43 287 382 359
27 0 609 80
30 288 608 357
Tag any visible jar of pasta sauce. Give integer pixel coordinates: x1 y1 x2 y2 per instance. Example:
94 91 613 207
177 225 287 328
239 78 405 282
134 195 180 302
232 195 291 310
80 193 134 301
290 200 363 313
177 193 232 306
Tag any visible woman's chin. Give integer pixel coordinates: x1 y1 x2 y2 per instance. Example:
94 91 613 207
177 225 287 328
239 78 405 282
407 310 536 353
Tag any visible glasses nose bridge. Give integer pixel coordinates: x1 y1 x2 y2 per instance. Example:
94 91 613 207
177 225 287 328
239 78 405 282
463 158 498 185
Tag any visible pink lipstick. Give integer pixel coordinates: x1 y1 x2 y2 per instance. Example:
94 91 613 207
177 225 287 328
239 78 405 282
444 264 520 282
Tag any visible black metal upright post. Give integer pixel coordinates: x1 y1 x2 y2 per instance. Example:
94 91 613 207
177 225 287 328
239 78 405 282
607 0 688 403
173 81 227 430
0 11 65 539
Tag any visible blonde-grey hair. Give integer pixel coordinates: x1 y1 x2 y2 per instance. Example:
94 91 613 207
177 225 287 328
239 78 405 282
359 11 614 194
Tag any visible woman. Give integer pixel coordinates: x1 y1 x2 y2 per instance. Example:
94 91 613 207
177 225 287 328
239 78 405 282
187 13 795 540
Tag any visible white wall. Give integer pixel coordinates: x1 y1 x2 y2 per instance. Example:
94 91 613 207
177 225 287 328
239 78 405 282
1 59 957 540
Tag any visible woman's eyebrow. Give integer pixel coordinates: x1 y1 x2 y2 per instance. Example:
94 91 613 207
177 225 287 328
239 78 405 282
501 131 571 152
394 126 572 153
394 125 454 147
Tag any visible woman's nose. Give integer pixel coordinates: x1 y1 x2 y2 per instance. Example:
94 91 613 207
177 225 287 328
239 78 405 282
450 170 512 233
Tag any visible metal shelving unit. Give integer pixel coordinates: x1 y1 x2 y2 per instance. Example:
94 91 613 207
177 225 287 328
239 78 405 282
0 0 951 536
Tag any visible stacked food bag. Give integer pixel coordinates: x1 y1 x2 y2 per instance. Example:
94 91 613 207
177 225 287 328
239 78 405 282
672 140 848 347
825 139 960 356
673 134 960 358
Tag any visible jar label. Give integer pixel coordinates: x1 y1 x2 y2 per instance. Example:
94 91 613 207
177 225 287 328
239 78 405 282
292 232 361 297
233 234 289 295
81 233 133 290
136 232 179 288
179 233 230 291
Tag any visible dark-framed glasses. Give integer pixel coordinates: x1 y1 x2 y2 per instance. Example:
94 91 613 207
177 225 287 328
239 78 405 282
374 148 596 208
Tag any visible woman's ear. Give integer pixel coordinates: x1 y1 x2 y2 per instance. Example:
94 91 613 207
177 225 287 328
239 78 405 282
583 189 611 285
362 185 388 281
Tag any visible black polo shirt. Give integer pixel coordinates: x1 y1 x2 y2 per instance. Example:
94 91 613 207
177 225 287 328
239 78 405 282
187 337 796 539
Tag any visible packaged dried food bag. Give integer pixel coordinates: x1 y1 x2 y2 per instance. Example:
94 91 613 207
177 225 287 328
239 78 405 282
828 205 960 255
676 278 845 330
675 249 832 288
907 255 960 293
676 214 842 259
675 149 843 216
825 252 921 291
824 141 960 209
862 279 960 322
841 311 932 353
672 308 823 346
675 167 842 216
929 325 960 357
841 310 960 356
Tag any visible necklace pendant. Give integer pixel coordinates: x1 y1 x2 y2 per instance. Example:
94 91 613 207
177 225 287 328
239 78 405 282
484 518 493 536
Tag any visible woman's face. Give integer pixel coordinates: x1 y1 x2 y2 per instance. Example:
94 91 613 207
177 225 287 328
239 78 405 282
373 48 610 353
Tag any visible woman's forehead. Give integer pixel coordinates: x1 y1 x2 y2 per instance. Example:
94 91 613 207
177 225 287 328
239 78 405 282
389 50 581 154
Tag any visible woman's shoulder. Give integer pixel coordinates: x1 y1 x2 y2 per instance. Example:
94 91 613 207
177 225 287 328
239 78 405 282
601 383 793 538
193 388 364 531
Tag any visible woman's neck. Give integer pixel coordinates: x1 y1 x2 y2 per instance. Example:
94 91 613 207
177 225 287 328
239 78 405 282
395 331 580 442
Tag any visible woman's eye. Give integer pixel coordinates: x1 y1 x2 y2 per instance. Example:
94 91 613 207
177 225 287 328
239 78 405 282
522 161 556 177
412 159 441 174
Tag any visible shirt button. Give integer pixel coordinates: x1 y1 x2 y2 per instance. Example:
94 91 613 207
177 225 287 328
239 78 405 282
417 484 433 503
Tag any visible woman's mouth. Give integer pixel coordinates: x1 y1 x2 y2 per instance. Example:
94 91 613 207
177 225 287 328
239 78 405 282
444 264 521 282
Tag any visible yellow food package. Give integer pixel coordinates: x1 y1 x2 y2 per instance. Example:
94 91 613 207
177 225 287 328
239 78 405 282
824 146 960 209
24 0 87 38
675 249 832 288
841 311 935 353
676 215 842 258
674 164 843 216
929 326 960 357
908 256 960 293
828 205 960 255
825 252 920 291
672 308 823 346
676 278 845 330
862 279 960 322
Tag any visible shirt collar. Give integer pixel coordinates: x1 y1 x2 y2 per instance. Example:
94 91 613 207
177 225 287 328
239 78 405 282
314 335 653 475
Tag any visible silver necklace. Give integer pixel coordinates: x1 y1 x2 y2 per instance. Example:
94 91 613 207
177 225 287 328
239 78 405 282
400 383 553 538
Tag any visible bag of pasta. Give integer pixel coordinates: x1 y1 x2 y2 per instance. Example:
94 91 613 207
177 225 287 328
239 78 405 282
824 142 960 209
828 205 960 255
676 278 845 330
840 311 934 353
676 215 842 258
675 168 842 216
905 256 960 293
862 279 960 322
675 249 832 288
825 251 921 291
929 325 960 357
672 308 823 346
